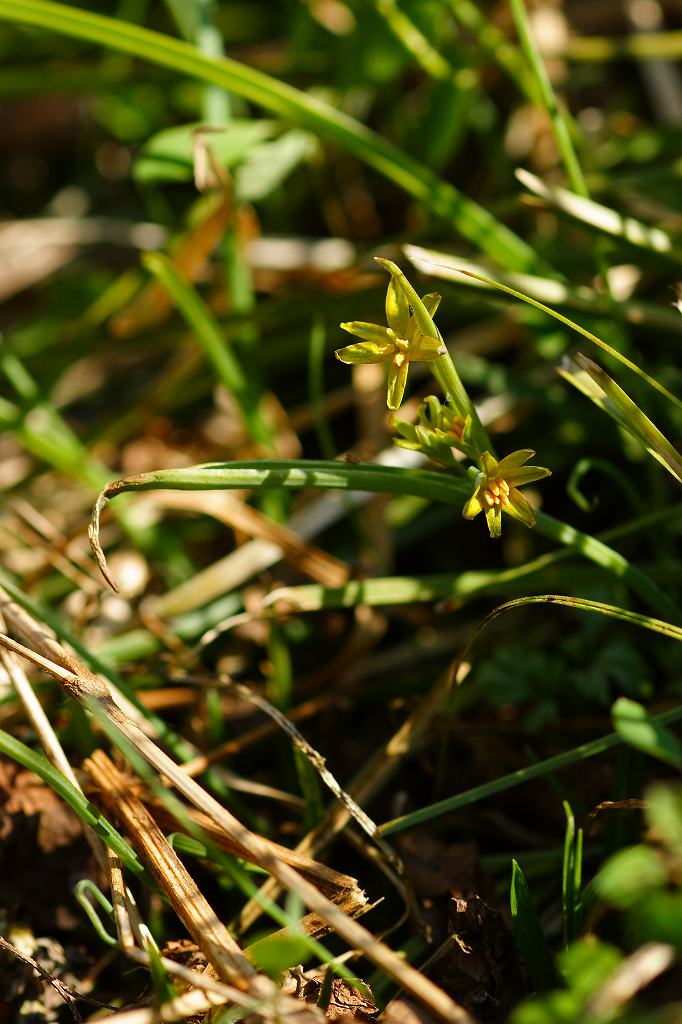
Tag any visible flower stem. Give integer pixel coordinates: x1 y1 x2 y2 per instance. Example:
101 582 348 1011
375 257 492 455
432 348 491 457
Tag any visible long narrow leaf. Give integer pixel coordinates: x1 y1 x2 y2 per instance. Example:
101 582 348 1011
142 252 273 448
404 244 682 334
403 248 682 410
510 860 558 991
612 697 682 770
0 0 539 270
88 459 680 621
573 355 682 485
518 168 682 263
380 702 682 835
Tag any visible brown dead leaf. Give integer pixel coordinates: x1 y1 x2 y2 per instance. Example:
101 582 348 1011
0 759 81 853
110 192 231 338
292 972 379 1022
430 896 526 1022
0 759 93 931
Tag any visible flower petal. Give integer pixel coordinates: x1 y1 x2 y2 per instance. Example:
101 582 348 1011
462 487 483 520
340 321 394 346
421 292 442 317
505 465 552 486
410 335 446 362
503 488 536 528
479 451 499 478
485 505 502 538
387 359 409 410
495 449 535 475
335 340 394 364
385 278 410 337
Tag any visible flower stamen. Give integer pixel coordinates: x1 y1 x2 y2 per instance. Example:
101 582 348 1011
463 452 551 538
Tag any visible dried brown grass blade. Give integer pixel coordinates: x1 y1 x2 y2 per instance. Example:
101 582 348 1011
237 662 465 933
0 625 474 1024
109 192 232 338
150 491 350 587
144 795 367 907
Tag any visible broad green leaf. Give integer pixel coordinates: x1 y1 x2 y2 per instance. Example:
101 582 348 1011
612 697 682 769
595 844 666 910
646 783 682 855
235 130 317 202
133 119 276 183
248 933 312 978
558 938 622 1000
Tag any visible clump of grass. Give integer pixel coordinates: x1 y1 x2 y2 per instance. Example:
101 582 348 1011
0 1 681 1022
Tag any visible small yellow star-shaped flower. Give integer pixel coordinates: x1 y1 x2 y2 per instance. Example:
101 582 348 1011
463 449 551 538
335 278 446 411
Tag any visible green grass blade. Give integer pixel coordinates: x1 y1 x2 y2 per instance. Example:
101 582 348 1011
572 355 682 485
0 0 539 270
510 859 558 991
74 880 119 947
562 802 583 949
379 702 682 836
142 251 273 448
308 317 337 461
88 458 680 621
446 0 536 101
408 254 682 411
509 0 587 197
460 594 682 651
517 168 682 264
404 245 682 334
373 0 456 82
564 30 682 62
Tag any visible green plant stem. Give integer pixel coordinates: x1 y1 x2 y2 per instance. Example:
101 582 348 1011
373 0 455 82
509 0 587 198
376 259 491 453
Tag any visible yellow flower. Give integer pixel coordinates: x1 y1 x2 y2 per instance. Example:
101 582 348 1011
463 449 551 538
335 279 445 411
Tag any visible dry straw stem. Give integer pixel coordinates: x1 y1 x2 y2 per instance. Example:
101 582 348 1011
101 948 325 1024
0 578 363 910
0 627 474 1024
217 677 405 879
139 793 367 909
107 850 141 952
145 490 349 587
0 936 96 1020
237 661 468 934
85 749 255 987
